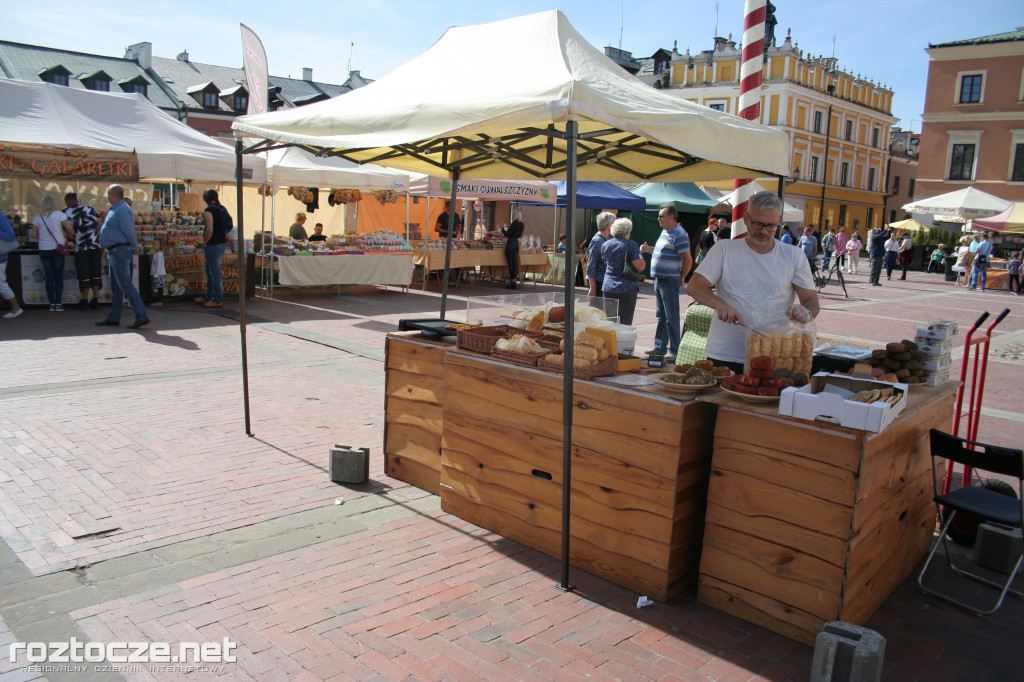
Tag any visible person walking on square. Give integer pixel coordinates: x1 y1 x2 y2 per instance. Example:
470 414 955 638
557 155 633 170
64 193 103 310
1008 251 1021 295
835 227 848 272
898 232 913 280
600 218 645 325
846 232 862 274
884 232 900 280
696 217 717 265
967 232 994 291
716 217 732 242
821 228 836 270
95 185 148 329
587 211 615 298
0 211 23 319
150 237 166 306
799 226 818 269
195 189 229 308
30 196 74 311
639 203 692 360
868 226 887 286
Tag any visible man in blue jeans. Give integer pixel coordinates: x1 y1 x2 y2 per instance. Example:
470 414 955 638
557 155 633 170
195 189 228 308
95 185 148 329
966 232 994 291
640 203 692 360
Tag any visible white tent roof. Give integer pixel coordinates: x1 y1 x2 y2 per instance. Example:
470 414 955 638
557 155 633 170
232 10 789 183
0 78 266 182
719 181 804 222
264 146 409 192
903 186 1012 220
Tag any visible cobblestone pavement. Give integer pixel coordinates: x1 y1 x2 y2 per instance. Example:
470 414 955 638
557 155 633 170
0 270 1022 681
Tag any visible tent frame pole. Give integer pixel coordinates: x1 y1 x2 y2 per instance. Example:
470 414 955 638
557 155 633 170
439 168 460 319
558 120 578 593
235 140 253 437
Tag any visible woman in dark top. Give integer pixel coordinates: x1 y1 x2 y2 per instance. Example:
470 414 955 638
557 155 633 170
502 209 525 290
600 218 646 325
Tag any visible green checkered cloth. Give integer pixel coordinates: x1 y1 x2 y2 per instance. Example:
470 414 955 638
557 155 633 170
675 303 713 366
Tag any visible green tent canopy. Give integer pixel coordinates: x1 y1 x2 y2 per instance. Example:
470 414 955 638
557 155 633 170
629 182 718 213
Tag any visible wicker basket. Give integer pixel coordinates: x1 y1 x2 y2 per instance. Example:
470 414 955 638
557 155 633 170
490 347 544 367
457 325 519 353
537 354 617 380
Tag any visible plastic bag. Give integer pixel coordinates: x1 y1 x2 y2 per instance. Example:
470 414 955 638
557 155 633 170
743 305 817 375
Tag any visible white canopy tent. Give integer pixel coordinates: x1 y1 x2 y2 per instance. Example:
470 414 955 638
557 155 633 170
903 187 1012 222
264 146 408 193
230 10 791 587
232 12 789 182
0 78 266 183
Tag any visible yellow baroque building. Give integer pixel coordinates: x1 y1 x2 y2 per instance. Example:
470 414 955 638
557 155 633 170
657 31 896 235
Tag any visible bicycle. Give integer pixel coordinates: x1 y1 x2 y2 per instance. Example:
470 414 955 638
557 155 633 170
810 254 849 298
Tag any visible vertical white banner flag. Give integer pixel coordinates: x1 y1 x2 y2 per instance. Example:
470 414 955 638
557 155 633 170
240 24 269 117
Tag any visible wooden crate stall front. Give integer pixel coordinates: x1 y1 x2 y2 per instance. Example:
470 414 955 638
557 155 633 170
384 336 447 495
442 352 716 601
383 334 717 601
696 384 957 644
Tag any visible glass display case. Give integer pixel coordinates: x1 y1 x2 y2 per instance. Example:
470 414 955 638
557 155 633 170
464 292 619 328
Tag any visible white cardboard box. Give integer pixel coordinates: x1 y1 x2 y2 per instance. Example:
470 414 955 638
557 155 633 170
922 353 952 371
915 337 953 356
915 324 958 341
779 373 908 433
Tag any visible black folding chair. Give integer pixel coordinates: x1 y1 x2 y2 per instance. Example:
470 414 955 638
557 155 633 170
918 429 1024 615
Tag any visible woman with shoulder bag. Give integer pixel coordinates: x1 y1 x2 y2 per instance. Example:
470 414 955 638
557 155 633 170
30 196 74 311
599 217 646 325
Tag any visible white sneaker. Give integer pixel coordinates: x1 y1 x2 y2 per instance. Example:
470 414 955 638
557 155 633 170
54 304 64 312
3 309 22 319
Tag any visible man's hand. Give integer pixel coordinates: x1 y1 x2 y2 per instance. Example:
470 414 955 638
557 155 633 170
786 304 812 324
714 301 744 325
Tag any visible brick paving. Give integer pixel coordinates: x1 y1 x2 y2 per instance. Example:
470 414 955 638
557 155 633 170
0 269 1022 681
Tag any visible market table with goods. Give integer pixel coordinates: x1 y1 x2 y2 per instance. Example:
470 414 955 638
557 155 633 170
384 294 959 638
256 228 415 293
412 236 551 289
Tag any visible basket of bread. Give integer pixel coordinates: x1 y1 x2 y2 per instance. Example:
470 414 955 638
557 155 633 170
538 330 616 379
491 334 556 367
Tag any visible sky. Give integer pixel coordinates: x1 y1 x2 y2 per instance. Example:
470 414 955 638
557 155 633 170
4 0 1022 133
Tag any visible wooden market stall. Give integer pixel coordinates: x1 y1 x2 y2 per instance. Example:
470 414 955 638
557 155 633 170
696 387 957 644
384 330 958 634
384 333 716 601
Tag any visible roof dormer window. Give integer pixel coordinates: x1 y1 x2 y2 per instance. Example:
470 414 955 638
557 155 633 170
187 82 221 110
118 75 149 97
81 70 112 92
39 65 71 87
218 84 249 112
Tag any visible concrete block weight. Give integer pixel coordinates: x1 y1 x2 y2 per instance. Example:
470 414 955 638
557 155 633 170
811 621 886 682
329 445 370 484
975 521 1024 574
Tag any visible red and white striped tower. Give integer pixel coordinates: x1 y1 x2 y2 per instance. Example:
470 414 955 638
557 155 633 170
731 0 768 239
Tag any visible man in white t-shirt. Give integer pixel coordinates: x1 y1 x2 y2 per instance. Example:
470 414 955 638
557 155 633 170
688 192 820 370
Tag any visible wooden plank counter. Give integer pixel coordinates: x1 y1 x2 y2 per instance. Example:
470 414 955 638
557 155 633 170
696 383 958 644
383 333 717 600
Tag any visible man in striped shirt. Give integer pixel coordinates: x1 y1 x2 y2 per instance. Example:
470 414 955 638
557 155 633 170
640 203 692 360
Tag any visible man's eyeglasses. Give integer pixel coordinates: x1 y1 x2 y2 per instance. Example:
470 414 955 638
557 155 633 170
749 221 780 232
